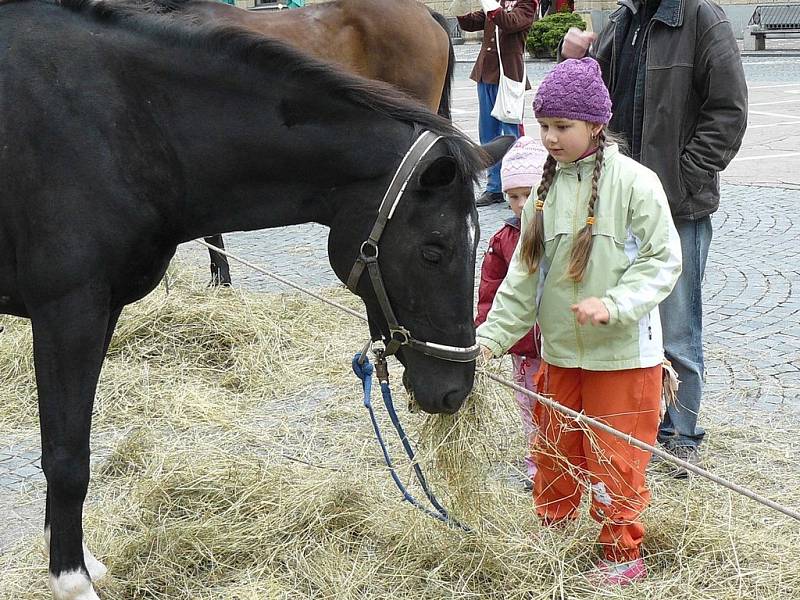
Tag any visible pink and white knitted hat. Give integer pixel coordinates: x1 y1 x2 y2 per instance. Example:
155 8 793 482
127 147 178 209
500 136 549 192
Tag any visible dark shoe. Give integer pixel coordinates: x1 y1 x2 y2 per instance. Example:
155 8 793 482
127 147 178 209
476 191 505 207
653 445 702 479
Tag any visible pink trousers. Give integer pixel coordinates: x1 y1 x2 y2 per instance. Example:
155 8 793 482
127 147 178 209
511 355 540 479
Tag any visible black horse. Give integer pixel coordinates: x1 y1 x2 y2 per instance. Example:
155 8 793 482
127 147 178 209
0 0 511 597
152 0 459 286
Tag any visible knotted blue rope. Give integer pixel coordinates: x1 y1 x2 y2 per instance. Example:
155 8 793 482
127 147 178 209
352 352 469 531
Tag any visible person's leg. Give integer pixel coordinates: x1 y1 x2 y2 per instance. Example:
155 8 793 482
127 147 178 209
477 82 519 201
512 355 540 481
477 81 500 147
533 364 585 522
581 366 662 566
658 216 713 453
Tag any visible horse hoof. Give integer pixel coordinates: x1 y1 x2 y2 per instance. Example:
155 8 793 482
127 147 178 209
208 277 232 288
49 570 100 600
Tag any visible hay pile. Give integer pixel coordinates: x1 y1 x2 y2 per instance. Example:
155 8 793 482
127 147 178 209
0 267 798 599
0 268 365 432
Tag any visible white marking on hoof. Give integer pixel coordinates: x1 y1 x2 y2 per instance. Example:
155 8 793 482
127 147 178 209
44 528 107 582
83 543 107 582
49 570 100 600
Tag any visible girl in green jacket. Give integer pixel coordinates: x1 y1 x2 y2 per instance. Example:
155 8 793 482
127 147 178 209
476 58 682 585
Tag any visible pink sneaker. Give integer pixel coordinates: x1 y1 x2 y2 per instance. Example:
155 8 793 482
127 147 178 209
588 557 647 586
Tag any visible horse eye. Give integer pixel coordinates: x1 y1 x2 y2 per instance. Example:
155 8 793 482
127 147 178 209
421 246 443 264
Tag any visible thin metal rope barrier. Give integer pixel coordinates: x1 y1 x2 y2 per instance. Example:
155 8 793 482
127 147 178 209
484 371 800 522
195 238 367 322
192 238 800 523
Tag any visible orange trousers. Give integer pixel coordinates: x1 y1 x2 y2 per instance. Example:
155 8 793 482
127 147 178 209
533 363 662 562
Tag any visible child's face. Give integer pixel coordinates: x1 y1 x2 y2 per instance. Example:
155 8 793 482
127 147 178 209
537 118 602 163
505 187 530 218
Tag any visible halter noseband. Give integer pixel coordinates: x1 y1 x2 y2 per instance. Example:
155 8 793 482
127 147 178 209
346 130 480 364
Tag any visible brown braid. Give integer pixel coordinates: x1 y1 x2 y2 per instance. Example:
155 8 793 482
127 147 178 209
566 130 606 282
521 154 558 273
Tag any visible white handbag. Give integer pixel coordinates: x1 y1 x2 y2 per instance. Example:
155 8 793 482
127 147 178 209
490 25 527 125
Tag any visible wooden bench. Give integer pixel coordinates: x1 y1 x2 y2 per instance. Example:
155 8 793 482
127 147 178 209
745 4 800 51
250 0 285 11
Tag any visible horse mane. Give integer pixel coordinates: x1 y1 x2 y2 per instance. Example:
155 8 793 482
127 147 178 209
132 0 193 12
37 0 487 181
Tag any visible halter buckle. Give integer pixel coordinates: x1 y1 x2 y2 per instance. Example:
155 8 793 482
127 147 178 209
372 339 386 355
390 327 411 346
359 240 379 262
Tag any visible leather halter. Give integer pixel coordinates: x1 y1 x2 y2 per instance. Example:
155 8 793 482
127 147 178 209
346 130 480 363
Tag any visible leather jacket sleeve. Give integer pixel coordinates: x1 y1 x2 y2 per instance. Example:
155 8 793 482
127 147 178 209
589 24 614 87
681 11 748 193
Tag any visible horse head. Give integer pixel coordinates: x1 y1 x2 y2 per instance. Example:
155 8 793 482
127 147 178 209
329 133 514 414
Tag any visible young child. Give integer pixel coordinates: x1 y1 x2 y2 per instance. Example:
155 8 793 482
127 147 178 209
475 136 548 490
476 58 682 585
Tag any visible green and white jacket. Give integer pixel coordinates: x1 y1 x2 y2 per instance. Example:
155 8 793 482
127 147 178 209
476 144 682 371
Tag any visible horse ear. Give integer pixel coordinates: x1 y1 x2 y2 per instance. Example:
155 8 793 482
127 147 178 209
420 156 458 188
480 135 517 169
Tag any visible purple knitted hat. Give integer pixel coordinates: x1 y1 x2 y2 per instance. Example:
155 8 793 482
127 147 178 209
533 58 612 124
500 136 549 192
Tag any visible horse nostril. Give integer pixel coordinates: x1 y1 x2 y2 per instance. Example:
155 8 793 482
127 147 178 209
441 389 465 414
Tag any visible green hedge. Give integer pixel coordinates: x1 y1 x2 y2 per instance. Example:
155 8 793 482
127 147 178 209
526 11 586 59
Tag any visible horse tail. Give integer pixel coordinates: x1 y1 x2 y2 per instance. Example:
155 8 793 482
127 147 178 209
427 8 455 121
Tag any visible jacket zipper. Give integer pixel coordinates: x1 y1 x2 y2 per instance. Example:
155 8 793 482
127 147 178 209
635 19 656 160
572 169 585 362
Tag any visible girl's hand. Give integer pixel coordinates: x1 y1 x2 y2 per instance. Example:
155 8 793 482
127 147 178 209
571 297 610 326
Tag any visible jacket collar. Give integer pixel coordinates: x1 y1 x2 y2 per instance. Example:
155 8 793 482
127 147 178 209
555 143 620 173
613 0 684 27
504 215 522 229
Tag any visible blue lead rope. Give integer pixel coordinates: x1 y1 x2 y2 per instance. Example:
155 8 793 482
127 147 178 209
352 353 470 532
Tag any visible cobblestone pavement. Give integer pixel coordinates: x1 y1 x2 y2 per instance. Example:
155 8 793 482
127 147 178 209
3 54 799 553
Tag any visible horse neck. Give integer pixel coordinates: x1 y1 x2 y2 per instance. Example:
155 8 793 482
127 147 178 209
127 41 413 240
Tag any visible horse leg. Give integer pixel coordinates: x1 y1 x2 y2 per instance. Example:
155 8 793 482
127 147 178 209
205 234 232 286
43 305 122 586
32 291 114 600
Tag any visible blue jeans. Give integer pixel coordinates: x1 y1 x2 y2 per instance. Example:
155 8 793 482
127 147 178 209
658 216 713 449
478 82 520 193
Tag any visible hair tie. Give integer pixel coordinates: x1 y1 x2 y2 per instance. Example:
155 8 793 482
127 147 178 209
586 216 595 226
535 200 544 211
